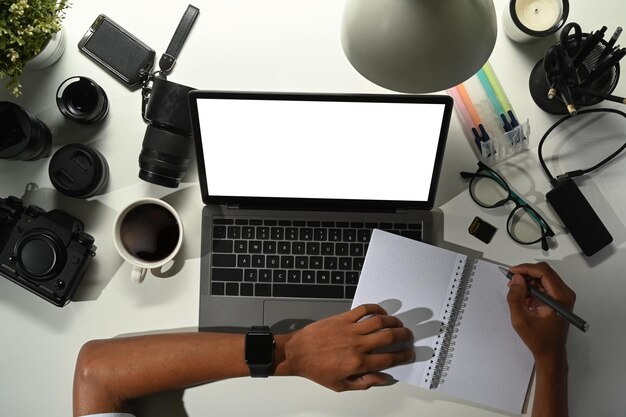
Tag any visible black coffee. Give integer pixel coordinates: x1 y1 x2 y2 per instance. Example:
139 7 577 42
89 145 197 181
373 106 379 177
120 203 180 262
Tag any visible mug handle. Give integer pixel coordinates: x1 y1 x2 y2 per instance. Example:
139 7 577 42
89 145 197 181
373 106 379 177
131 266 148 284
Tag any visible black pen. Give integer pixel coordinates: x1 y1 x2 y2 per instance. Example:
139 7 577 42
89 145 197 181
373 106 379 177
471 127 482 151
570 86 626 105
597 27 622 63
499 113 513 132
498 266 590 332
478 124 493 157
507 110 519 128
584 47 626 85
574 26 607 67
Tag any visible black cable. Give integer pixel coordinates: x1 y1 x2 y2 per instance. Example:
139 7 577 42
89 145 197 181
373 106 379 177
538 107 626 187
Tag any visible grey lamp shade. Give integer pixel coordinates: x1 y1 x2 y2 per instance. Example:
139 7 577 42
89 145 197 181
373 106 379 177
341 0 498 93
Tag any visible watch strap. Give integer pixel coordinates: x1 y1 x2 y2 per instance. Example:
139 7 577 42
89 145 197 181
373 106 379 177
250 325 270 332
249 363 272 378
159 4 200 74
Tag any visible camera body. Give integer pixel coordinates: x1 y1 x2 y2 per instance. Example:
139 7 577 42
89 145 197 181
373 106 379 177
0 196 96 307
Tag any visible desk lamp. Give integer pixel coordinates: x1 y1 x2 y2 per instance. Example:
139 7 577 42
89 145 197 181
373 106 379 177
341 0 498 93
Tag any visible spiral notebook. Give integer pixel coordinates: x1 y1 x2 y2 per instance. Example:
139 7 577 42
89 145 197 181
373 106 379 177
352 230 534 414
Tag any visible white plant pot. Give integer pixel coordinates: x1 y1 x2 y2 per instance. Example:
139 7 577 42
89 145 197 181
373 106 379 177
25 27 67 71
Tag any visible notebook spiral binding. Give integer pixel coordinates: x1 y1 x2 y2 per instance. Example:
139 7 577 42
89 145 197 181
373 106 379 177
426 257 477 389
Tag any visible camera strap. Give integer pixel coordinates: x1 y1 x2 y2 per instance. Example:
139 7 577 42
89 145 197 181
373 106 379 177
159 4 200 75
141 4 199 119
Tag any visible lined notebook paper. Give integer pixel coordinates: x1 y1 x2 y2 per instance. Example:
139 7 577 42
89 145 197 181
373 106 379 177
352 230 533 415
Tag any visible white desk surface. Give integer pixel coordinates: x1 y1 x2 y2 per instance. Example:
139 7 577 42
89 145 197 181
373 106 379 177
1 1 625 416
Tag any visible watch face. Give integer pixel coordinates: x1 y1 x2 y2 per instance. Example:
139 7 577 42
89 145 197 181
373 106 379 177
245 333 274 365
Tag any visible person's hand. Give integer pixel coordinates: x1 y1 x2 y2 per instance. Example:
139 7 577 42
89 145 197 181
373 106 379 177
276 304 415 392
506 262 576 365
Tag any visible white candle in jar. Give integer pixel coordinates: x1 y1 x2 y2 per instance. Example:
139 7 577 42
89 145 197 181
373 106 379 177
503 0 568 43
516 0 561 31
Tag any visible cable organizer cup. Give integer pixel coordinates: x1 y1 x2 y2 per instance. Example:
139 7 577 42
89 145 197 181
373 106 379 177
477 120 530 163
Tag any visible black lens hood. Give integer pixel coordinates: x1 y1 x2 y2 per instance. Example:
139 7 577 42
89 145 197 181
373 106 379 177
144 77 195 135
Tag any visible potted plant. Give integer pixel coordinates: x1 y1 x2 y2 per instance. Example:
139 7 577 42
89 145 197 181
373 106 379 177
0 0 70 97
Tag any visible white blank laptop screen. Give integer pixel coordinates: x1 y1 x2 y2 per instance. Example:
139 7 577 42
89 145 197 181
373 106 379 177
196 98 447 202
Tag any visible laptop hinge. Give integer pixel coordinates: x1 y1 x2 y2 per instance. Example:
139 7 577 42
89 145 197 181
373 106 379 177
395 208 410 214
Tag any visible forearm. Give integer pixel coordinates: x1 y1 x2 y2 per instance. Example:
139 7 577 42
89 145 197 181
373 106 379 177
73 332 252 416
73 305 414 415
531 352 569 417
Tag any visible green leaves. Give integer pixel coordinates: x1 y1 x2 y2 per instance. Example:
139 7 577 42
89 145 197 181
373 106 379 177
0 0 71 96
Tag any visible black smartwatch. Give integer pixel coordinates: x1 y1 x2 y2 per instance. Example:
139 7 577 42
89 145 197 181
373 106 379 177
245 326 275 378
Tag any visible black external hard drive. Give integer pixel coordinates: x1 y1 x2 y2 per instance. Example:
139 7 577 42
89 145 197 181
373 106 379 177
546 178 612 256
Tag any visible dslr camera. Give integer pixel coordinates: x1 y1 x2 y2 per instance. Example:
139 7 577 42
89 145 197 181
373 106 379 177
0 196 96 307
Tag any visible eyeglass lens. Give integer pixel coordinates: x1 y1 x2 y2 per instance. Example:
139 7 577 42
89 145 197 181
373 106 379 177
469 175 509 207
509 206 545 244
471 175 544 244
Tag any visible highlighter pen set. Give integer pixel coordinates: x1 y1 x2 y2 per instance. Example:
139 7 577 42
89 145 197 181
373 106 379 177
447 62 530 162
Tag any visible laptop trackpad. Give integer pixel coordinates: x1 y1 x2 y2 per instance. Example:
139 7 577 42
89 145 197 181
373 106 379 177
264 300 350 333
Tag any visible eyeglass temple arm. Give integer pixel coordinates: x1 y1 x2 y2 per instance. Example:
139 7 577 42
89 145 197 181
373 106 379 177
461 161 494 179
507 189 555 233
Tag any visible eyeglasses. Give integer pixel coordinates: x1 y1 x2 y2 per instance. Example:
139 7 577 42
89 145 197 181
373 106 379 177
460 162 555 251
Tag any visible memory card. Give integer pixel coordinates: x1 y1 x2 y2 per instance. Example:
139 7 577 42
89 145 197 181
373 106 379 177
468 216 497 244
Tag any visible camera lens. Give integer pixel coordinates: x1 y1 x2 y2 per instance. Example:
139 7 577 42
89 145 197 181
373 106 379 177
0 101 51 161
138 78 196 188
56 76 109 124
139 125 194 188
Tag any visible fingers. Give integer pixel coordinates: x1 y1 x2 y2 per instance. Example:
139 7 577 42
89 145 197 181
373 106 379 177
363 349 416 372
355 313 405 335
339 351 413 391
347 304 414 360
342 372 391 391
507 273 532 329
345 304 388 323
510 262 576 306
510 262 561 292
363 325 413 348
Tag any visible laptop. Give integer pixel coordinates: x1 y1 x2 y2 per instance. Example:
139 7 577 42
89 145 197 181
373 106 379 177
188 91 453 332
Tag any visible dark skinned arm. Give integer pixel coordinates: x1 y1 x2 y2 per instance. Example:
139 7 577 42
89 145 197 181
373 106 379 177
507 262 575 417
73 304 415 416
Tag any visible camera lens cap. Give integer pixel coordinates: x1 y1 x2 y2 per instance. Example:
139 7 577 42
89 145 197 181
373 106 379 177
15 233 63 280
49 144 109 198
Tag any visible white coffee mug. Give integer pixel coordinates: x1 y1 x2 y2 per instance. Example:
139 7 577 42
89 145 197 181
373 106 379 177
113 198 183 283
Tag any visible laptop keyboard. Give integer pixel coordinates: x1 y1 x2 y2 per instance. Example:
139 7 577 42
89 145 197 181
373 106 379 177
210 219 422 300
